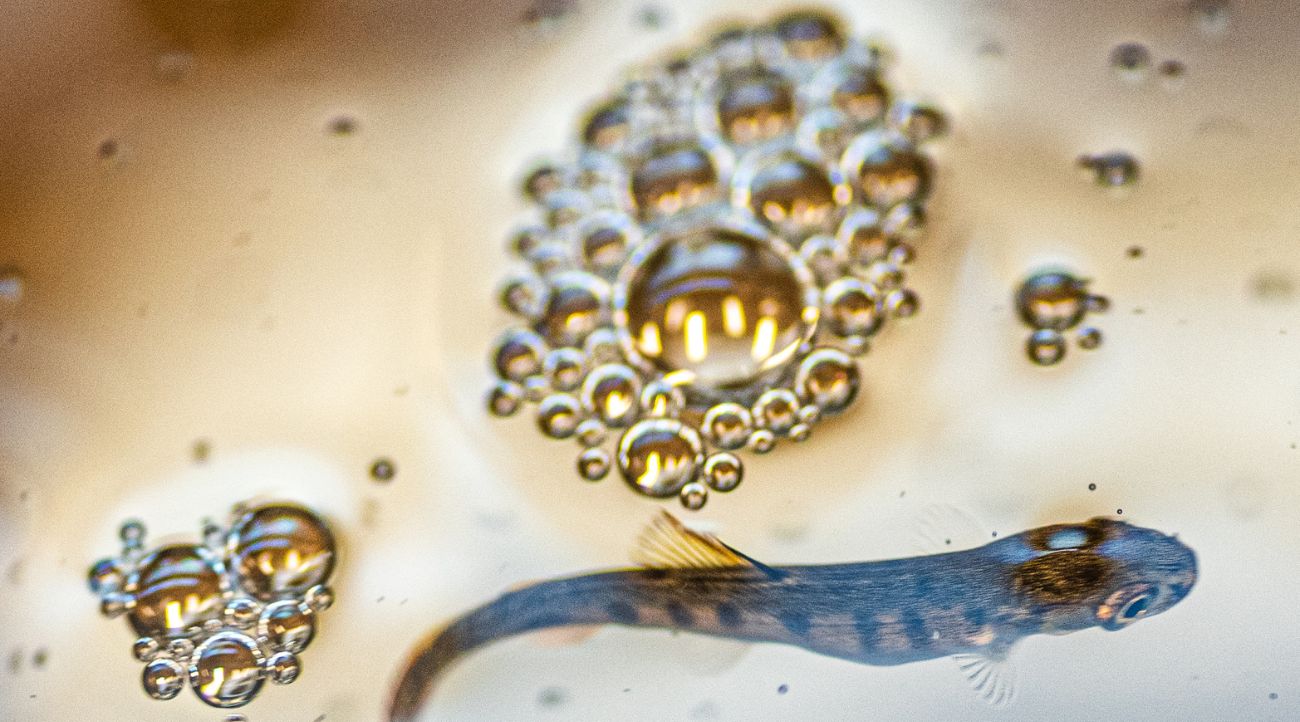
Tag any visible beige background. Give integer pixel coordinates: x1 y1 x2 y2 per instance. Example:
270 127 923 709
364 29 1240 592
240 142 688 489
1 0 1297 719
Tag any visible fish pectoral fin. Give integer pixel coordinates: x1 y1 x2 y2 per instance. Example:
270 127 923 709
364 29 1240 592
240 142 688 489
632 511 783 578
953 649 1018 707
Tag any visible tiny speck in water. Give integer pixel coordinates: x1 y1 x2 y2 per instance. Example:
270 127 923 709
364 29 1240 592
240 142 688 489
777 684 789 695
944 538 952 545
1158 60 1187 89
991 531 998 538
1088 483 1097 491
31 648 46 668
327 115 358 136
1126 246 1144 259
1109 42 1151 81
370 458 396 482
192 439 211 464
96 138 120 160
538 686 568 708
636 4 667 29
1270 693 1279 700
224 715 248 722
1116 508 1124 515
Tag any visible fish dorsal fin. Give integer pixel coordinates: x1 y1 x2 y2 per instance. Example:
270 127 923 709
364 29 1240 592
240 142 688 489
953 647 1018 707
632 511 782 578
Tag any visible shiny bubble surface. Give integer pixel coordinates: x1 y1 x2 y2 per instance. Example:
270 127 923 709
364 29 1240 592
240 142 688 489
189 632 264 709
773 10 844 61
843 132 930 208
576 447 612 481
617 418 704 497
224 598 261 629
88 558 124 594
1027 328 1068 366
493 328 548 381
824 277 883 337
703 452 744 492
618 222 816 389
716 68 796 145
679 481 709 510
734 151 841 236
753 388 801 435
268 651 300 685
259 600 315 653
142 658 186 701
487 380 525 417
795 348 859 415
639 378 686 417
133 636 161 662
1015 271 1092 331
125 544 225 638
1077 326 1103 350
540 272 608 347
827 64 890 126
631 142 721 219
581 364 641 427
1078 152 1140 189
543 347 587 391
702 402 753 450
228 505 336 601
537 393 584 439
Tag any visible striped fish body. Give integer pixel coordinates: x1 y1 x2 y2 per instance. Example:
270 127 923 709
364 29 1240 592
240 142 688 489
390 513 1195 721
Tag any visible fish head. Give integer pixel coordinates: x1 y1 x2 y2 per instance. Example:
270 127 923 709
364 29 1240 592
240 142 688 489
1002 517 1197 634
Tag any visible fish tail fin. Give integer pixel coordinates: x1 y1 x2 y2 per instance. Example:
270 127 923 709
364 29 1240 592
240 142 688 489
388 575 613 721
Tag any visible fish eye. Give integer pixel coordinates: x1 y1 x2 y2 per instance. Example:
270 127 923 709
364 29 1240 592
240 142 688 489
1100 584 1157 630
1119 594 1152 621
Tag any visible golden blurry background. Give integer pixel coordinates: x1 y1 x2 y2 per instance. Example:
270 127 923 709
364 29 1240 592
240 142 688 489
1 0 1298 719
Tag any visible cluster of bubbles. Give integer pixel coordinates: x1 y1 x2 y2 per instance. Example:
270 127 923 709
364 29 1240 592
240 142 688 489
88 503 337 708
485 10 943 509
1015 271 1109 366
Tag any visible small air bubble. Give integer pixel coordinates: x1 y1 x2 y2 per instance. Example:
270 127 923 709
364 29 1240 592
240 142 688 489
369 458 396 482
777 684 789 695
1116 508 1124 515
1088 483 1097 491
1270 692 1279 700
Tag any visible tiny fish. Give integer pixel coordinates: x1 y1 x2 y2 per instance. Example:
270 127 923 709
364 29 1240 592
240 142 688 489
389 512 1196 720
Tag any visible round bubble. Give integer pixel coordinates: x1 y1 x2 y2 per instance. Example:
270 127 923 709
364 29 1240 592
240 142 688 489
753 388 801 435
189 632 264 708
617 221 817 389
1016 271 1091 331
259 600 315 653
142 657 186 701
795 348 860 415
577 447 612 481
543 347 586 391
126 544 225 638
539 272 608 347
493 328 548 381
703 452 744 492
228 504 336 601
842 131 931 208
487 380 525 417
1027 328 1067 366
716 68 795 145
823 277 883 337
773 10 844 61
581 364 642 427
640 378 686 417
617 419 704 497
631 141 721 220
537 393 584 439
679 482 709 510
733 151 842 236
702 402 753 450
268 651 300 685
